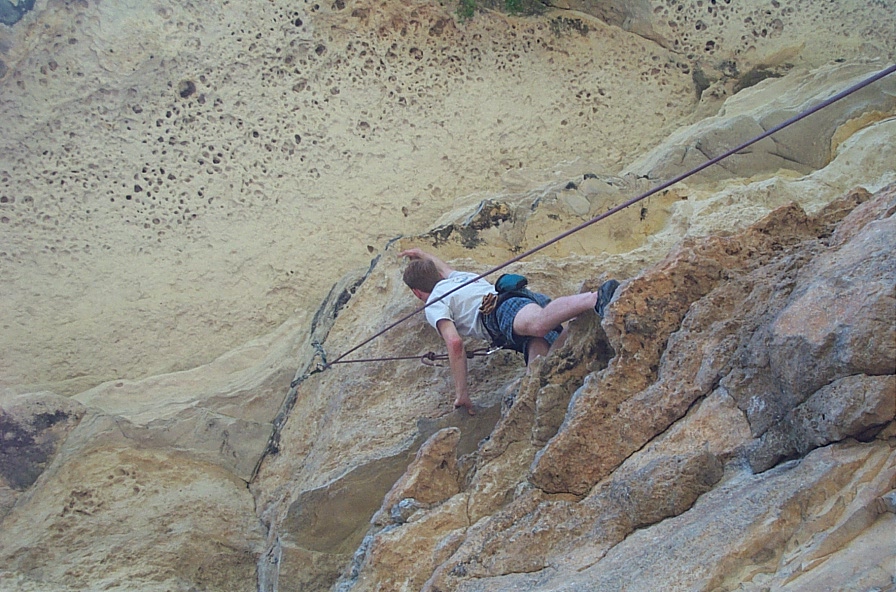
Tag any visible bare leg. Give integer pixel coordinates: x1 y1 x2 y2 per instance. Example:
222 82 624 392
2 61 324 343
526 336 550 368
513 292 598 338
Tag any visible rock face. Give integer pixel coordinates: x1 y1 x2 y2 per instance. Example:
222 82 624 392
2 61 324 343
0 406 265 592
569 0 895 81
330 187 896 592
0 0 706 396
1 1 895 591
0 392 85 518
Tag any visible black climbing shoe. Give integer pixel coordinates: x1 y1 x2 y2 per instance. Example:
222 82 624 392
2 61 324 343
595 279 620 318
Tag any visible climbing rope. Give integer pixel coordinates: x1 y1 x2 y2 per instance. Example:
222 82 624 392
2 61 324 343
317 63 896 372
329 347 500 367
289 347 500 388
258 63 896 484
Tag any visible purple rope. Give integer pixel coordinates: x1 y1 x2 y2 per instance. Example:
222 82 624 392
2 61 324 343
327 63 896 368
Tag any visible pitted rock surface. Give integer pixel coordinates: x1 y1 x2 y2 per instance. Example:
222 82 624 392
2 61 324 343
0 3 894 592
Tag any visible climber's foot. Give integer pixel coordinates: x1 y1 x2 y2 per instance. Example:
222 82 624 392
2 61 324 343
595 279 620 318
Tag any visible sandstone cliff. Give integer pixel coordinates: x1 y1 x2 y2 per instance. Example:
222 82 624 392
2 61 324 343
1 1 894 591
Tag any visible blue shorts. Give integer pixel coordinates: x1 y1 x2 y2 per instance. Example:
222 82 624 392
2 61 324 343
482 291 561 361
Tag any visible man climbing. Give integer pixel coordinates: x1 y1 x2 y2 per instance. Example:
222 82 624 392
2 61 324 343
400 248 619 415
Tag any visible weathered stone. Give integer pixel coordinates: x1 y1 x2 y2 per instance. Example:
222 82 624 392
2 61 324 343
478 310 611 467
425 451 723 591
880 491 896 514
373 427 462 527
768 196 896 401
0 392 85 494
628 63 896 185
0 0 36 27
579 175 621 199
749 374 896 473
284 452 416 555
347 495 470 592
0 411 264 592
812 186 874 239
0 0 704 398
529 201 821 495
368 182 890 592
627 386 753 470
726 186 896 439
455 441 895 592
466 440 539 523
1 5 894 590
115 406 273 481
559 190 591 216
829 185 896 247
567 0 895 79
390 497 425 524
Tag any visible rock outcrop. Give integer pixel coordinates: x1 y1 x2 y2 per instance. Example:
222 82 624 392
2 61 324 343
0 1 894 591
327 184 895 592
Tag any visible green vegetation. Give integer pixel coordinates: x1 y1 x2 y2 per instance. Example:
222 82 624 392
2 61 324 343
504 0 524 14
455 0 545 21
456 0 476 21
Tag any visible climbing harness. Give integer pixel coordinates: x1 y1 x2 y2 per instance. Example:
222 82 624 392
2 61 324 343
478 274 564 357
258 63 896 483
313 63 896 374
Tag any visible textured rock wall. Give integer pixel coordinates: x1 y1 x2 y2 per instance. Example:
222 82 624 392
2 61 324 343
1 0 702 395
568 0 895 71
248 66 895 587
330 184 895 592
0 1 894 591
3 0 893 397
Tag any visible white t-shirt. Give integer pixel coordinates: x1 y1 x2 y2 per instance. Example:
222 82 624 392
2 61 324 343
425 271 495 342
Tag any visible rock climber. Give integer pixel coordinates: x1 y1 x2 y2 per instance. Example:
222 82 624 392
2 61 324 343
400 248 619 415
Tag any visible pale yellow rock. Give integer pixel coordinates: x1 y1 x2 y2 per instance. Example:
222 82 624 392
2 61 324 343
0 2 893 592
568 0 895 77
466 440 539 523
559 190 592 216
0 413 264 591
352 495 470 592
375 427 462 523
0 0 698 396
